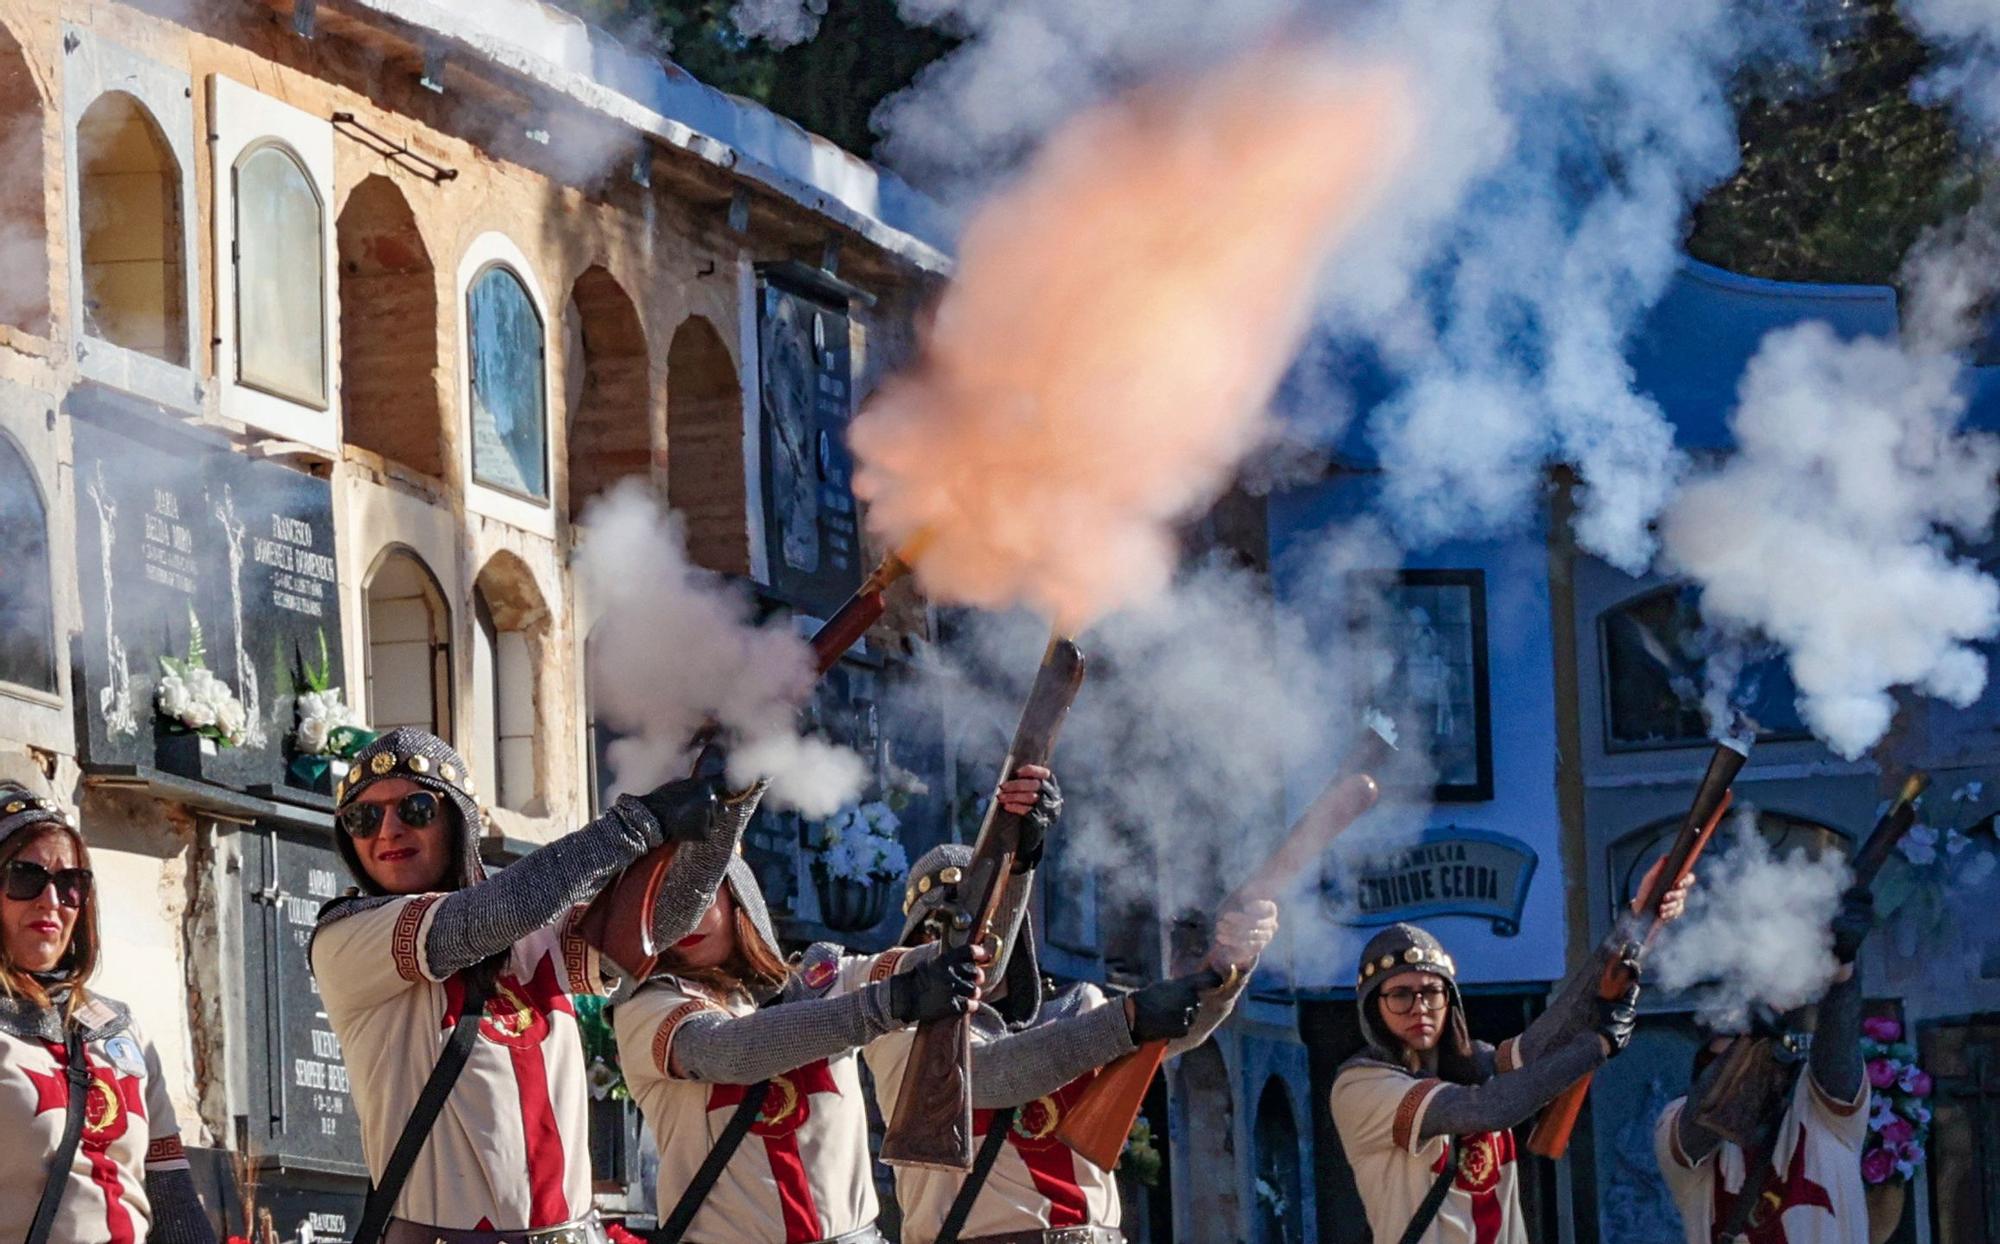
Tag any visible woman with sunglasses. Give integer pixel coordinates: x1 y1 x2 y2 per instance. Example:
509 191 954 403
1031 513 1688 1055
1329 864 1692 1244
609 766 1059 1244
0 781 216 1244
311 727 756 1244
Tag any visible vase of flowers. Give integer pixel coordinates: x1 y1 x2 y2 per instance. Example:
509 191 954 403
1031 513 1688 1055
287 632 374 795
811 801 908 933
1876 782 1999 958
154 613 249 781
1860 1016 1930 1243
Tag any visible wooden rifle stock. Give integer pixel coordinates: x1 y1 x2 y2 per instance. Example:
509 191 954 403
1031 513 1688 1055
575 544 921 977
880 637 1087 1170
1693 772 1928 1147
1527 737 1750 1159
1055 726 1397 1170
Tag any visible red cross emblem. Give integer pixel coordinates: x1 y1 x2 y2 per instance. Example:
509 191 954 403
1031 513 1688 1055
980 1070 1099 1227
443 954 577 1228
1709 1123 1835 1244
26 1043 147 1244
1429 1128 1516 1244
708 1059 843 1243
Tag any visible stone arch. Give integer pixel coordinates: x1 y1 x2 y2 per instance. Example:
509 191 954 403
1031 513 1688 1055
362 546 452 741
0 23 48 335
0 430 55 692
471 551 550 813
76 90 185 362
666 316 747 574
337 175 442 475
565 265 651 524
1252 1077 1305 1244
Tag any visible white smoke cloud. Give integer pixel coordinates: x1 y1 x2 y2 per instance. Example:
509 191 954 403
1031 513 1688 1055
1659 321 2000 759
730 0 827 49
1903 0 2000 134
576 482 864 815
1651 812 1849 1030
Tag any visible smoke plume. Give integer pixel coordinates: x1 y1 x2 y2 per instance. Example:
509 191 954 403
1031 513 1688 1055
1651 812 1849 1030
849 49 1412 632
576 482 866 814
730 0 827 49
1903 0 2000 134
1659 322 2000 759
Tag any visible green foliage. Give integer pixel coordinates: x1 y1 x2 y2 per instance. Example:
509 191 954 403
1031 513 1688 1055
299 628 335 695
1688 0 1988 285
1122 1115 1163 1188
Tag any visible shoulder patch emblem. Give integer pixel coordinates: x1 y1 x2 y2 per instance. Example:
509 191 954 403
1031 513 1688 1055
802 957 838 993
103 1035 146 1079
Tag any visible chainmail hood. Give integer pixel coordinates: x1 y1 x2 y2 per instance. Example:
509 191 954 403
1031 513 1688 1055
900 842 1041 1027
723 853 786 996
1355 922 1470 1064
0 976 130 1044
0 781 76 849
333 728 486 895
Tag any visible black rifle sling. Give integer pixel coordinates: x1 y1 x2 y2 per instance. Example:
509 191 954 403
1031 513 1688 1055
25 1026 89 1244
354 973 493 1244
935 1106 1019 1244
654 1080 773 1244
1397 1136 1462 1244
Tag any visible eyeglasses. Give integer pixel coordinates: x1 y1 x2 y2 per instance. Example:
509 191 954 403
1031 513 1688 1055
3 860 93 908
338 792 443 839
1380 985 1450 1015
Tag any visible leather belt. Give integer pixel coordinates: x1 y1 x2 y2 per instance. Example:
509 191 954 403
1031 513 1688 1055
689 1224 887 1244
383 1218 610 1244
960 1229 1122 1244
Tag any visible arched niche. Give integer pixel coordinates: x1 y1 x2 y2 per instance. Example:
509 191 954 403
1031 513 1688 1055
666 316 747 575
76 91 185 362
363 547 453 741
0 431 55 692
471 552 550 813
566 265 651 524
1252 1077 1305 1244
0 23 48 336
338 176 441 475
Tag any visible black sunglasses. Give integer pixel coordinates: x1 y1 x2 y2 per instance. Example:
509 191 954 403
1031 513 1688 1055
3 859 93 908
338 791 443 839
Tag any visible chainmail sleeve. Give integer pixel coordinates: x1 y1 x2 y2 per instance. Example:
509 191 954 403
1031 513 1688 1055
424 797 664 978
1164 960 1254 1058
1810 963 1866 1107
1417 1033 1606 1139
649 782 768 949
1516 938 1619 1064
671 986 900 1083
144 1167 220 1244
967 998 1137 1108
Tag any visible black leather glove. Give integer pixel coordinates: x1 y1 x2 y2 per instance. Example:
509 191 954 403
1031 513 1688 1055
1596 980 1640 1057
1012 771 1062 873
637 774 723 844
889 943 984 1024
1830 885 1874 965
1127 973 1206 1042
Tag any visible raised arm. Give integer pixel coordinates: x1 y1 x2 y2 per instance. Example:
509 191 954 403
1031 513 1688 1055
1418 1033 1609 1139
967 1001 1137 1108
649 782 769 949
425 782 715 978
1518 866 1693 1064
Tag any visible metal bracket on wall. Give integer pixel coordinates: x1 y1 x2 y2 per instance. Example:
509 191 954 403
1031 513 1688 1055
330 112 459 183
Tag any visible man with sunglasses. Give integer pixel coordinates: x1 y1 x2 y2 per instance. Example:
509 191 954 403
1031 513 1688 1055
1330 863 1691 1244
312 728 759 1244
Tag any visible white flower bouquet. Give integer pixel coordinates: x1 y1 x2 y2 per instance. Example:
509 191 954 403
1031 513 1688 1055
156 613 249 748
813 800 910 883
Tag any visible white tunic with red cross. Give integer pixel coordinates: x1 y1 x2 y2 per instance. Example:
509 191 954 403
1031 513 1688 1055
1330 1059 1526 1244
311 893 606 1231
616 949 907 1244
863 983 1123 1244
0 997 195 1244
1655 1071 1870 1244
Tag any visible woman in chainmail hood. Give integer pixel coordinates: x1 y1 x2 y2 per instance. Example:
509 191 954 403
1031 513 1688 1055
863 768 1278 1244
611 768 1067 1244
1329 860 1693 1244
0 781 215 1244
310 727 749 1244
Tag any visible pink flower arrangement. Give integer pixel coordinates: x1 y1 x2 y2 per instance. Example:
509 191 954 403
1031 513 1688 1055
1860 1018 1931 1185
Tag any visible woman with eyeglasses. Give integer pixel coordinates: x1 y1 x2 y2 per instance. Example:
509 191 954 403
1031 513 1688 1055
1329 863 1691 1244
609 767 1058 1244
310 727 756 1244
0 781 216 1244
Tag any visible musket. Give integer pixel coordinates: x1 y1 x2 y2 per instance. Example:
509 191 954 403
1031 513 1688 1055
879 635 1087 1170
1692 772 1928 1149
1053 722 1397 1170
575 540 927 977
1526 735 1750 1158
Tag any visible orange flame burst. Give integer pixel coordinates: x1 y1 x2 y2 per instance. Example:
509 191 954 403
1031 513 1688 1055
850 47 1412 632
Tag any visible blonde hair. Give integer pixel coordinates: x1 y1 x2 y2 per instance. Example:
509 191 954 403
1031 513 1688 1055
0 824 98 1020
